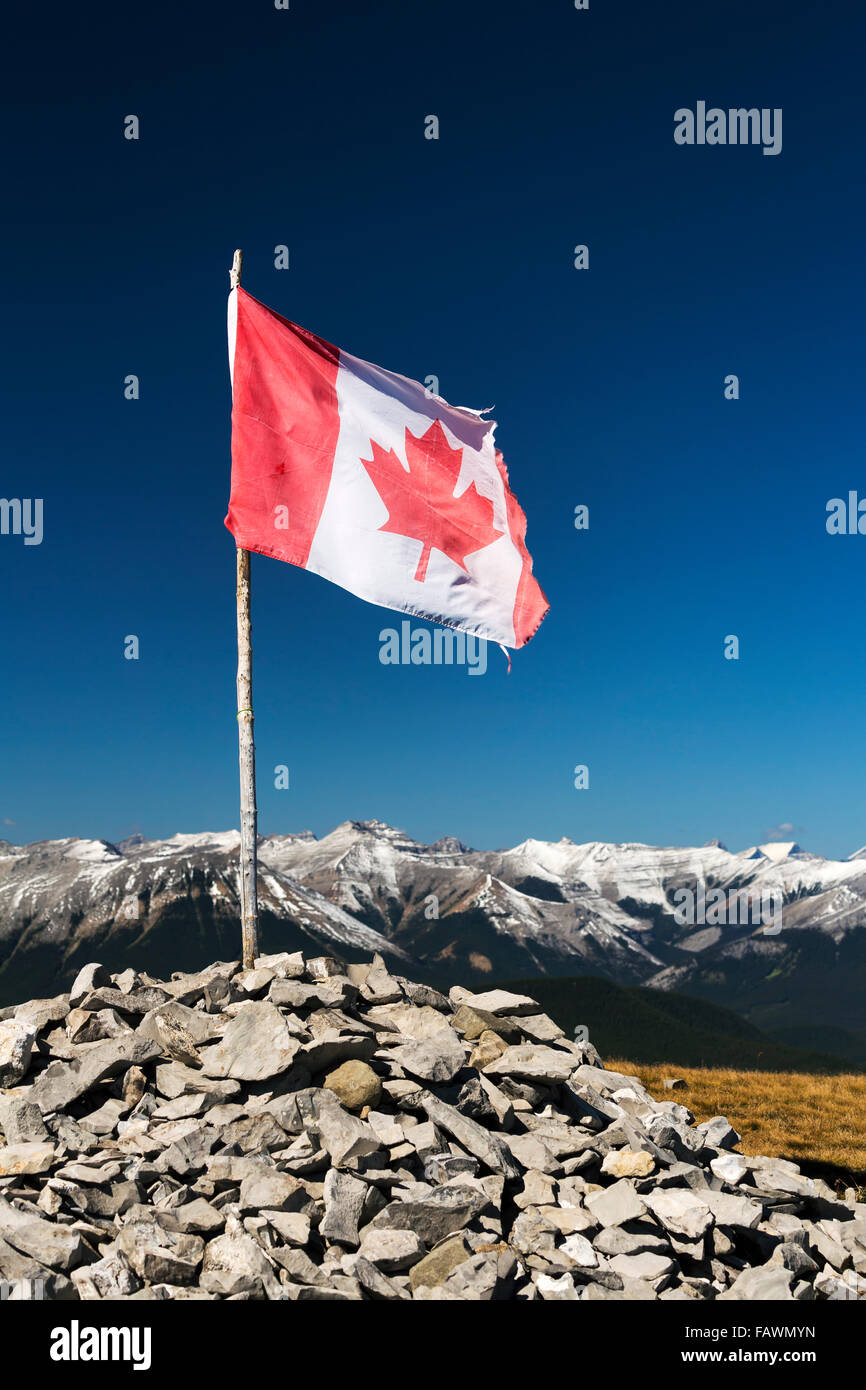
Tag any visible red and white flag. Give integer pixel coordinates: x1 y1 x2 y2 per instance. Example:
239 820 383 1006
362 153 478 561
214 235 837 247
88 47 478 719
225 287 549 650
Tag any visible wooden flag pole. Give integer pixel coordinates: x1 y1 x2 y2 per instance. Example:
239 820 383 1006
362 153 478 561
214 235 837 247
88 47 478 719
231 248 259 969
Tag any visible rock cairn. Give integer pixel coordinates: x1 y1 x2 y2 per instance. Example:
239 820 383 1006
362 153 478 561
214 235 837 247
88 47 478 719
0 952 863 1301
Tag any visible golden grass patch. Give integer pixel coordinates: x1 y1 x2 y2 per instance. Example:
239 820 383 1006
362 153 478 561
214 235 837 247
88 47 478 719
608 1058 866 1179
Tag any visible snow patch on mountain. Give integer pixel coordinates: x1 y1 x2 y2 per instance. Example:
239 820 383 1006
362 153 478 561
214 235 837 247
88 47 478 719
756 841 803 862
61 838 123 863
140 831 242 857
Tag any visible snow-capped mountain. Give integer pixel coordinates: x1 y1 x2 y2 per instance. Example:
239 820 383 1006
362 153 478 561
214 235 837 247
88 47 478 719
0 830 408 1007
259 821 866 948
2 823 865 1056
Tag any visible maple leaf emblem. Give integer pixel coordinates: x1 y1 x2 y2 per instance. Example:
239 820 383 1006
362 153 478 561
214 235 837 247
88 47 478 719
360 419 503 582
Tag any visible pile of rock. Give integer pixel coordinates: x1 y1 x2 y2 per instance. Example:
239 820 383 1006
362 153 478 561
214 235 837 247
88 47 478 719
0 952 863 1301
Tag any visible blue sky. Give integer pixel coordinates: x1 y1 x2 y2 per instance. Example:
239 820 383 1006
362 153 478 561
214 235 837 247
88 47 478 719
3 0 866 858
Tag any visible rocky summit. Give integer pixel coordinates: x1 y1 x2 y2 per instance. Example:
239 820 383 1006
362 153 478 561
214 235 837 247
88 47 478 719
0 952 863 1302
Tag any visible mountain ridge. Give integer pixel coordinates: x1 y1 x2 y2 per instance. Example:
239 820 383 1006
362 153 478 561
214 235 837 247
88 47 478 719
2 821 866 1059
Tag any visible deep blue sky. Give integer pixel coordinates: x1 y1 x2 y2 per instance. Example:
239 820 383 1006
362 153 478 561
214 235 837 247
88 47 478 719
3 0 865 858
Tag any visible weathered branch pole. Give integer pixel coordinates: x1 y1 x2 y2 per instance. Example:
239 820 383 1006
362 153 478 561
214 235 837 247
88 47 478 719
231 248 259 969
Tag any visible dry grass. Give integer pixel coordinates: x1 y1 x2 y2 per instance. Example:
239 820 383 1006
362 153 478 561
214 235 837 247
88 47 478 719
608 1058 866 1184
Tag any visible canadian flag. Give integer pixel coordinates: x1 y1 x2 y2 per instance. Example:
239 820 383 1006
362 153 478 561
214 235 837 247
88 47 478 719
225 287 549 650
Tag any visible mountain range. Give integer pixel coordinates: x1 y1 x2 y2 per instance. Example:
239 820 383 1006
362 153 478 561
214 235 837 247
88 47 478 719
1 821 865 1064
